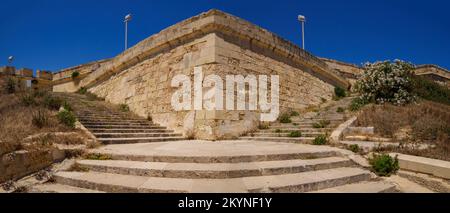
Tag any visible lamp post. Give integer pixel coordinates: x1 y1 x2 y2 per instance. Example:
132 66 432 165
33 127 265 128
124 14 132 50
8 56 14 65
298 15 306 50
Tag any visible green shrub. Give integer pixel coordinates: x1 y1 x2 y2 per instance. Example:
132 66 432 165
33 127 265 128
57 109 76 128
336 107 345 113
279 113 292 123
349 97 368 111
313 135 328 145
334 87 347 98
71 71 80 79
258 123 270 130
84 153 112 160
290 111 300 117
274 129 282 133
44 95 63 110
348 144 361 153
6 77 16 93
289 131 302 138
33 90 47 98
62 101 73 112
119 104 130 112
369 154 399 176
313 120 330 129
77 87 88 95
411 75 450 105
32 110 49 128
321 97 327 103
21 94 37 106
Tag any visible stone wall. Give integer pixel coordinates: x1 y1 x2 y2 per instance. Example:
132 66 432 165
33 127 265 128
415 65 450 87
321 58 363 86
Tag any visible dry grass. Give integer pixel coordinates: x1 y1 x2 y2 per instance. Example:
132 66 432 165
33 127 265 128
355 101 450 161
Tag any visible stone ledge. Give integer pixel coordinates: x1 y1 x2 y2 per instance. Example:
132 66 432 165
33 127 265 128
389 153 450 180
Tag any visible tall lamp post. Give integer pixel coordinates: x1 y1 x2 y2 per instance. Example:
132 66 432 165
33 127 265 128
8 56 14 65
124 14 132 50
298 15 306 50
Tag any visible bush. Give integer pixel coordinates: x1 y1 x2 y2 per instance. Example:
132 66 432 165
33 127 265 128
312 120 330 129
279 113 292 123
258 123 269 130
289 131 302 138
57 109 76 128
6 77 16 94
369 154 399 176
21 94 37 106
71 71 80 79
62 101 73 112
290 111 300 117
33 90 47 98
44 95 63 110
355 60 415 105
119 104 130 112
334 87 347 99
77 87 87 95
32 110 49 128
313 135 328 145
84 153 112 160
274 129 282 133
349 97 368 111
411 75 450 105
348 144 361 153
336 107 345 113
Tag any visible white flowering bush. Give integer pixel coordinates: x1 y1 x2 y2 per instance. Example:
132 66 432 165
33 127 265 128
355 60 415 105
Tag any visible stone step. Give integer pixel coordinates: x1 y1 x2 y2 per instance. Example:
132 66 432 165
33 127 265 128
269 124 339 129
258 128 332 133
76 157 353 179
340 141 400 152
29 183 105 193
94 132 183 138
251 132 325 137
344 135 393 142
79 119 151 124
89 128 174 133
84 125 166 129
98 137 186 144
77 116 141 120
53 167 371 193
313 181 397 193
81 122 157 126
239 136 315 143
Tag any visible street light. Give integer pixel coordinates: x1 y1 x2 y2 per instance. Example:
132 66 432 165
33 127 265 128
8 56 14 65
298 15 306 50
124 13 132 50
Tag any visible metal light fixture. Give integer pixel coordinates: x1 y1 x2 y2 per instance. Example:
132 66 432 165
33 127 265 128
124 14 132 50
8 56 14 65
298 15 306 50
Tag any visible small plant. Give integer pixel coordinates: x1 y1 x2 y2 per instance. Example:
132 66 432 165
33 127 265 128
349 97 367 112
33 90 47 97
369 154 399 177
68 163 89 172
334 87 347 99
57 109 76 128
312 120 330 129
32 110 49 128
84 153 112 160
119 104 130 112
313 135 328 145
77 87 88 94
6 77 16 93
336 107 345 113
62 101 73 112
147 115 153 122
71 71 80 79
279 113 292 123
21 93 37 106
274 129 282 133
289 131 302 138
290 111 300 117
348 144 361 153
321 97 327 103
258 123 270 130
31 79 39 85
44 95 63 110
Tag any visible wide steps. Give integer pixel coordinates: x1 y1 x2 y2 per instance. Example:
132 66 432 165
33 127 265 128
30 183 105 193
76 157 353 179
81 122 157 126
54 167 371 193
240 137 315 143
89 128 174 133
98 137 186 144
313 181 397 193
258 128 332 133
94 132 182 138
252 132 325 137
83 125 166 129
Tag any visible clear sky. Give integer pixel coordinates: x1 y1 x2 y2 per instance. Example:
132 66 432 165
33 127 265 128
1 0 449 73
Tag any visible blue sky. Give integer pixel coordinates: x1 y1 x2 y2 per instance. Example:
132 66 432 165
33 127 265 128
1 0 449 73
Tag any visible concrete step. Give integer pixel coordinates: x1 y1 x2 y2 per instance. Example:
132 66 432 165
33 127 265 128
29 183 105 193
240 136 315 143
251 132 325 137
98 137 186 144
53 167 371 193
81 122 157 126
89 128 174 133
76 157 353 179
344 135 393 142
77 116 140 120
258 128 332 133
79 119 151 123
340 141 400 152
313 181 397 193
93 132 183 138
84 125 166 129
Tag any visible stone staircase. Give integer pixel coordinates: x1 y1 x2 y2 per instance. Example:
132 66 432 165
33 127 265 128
61 93 185 144
32 141 396 193
240 97 353 143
